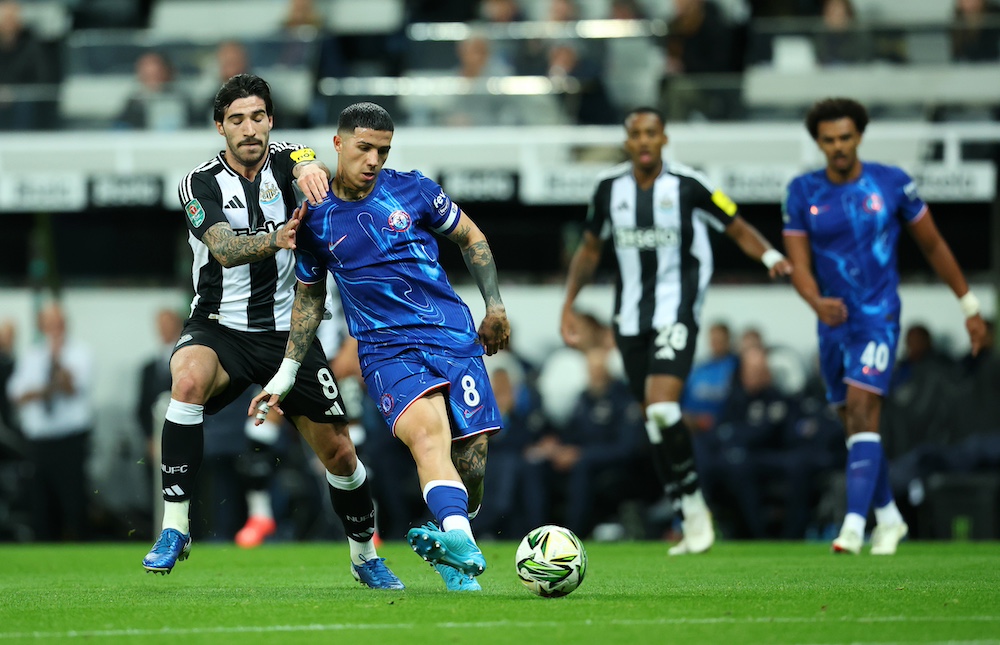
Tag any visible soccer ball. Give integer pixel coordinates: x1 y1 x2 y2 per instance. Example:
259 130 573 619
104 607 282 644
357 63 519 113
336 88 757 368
515 525 587 598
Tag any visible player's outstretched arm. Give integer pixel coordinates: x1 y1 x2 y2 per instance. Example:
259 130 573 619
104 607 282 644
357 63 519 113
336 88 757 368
248 277 328 422
560 230 602 348
783 233 848 327
724 216 793 279
202 217 299 268
908 211 988 355
444 209 510 355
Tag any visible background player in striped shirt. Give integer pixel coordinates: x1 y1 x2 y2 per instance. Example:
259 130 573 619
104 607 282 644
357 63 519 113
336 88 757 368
560 106 792 555
142 75 402 590
783 97 988 555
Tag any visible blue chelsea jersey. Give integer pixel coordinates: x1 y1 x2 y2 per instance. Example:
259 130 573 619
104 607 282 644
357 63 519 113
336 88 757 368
295 169 482 367
782 162 927 317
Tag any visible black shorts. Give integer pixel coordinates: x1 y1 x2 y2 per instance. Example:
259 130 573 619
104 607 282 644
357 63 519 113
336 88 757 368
174 316 347 423
615 320 699 404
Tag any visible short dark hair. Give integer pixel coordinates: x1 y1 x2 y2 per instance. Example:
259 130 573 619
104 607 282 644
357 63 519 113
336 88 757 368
624 106 665 129
213 74 273 124
805 97 869 139
338 102 394 134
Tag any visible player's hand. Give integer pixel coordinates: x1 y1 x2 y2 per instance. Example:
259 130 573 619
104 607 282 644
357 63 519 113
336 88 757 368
248 389 285 425
768 257 793 280
478 305 510 356
560 308 582 348
814 297 848 327
966 314 988 356
297 165 329 205
275 214 301 251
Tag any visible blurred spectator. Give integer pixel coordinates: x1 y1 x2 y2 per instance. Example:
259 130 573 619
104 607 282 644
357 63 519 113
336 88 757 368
546 41 619 124
476 350 548 539
694 342 842 540
660 0 735 121
116 51 194 131
481 0 526 23
951 0 1000 62
6 301 94 541
548 0 580 21
278 0 347 79
682 321 739 433
525 346 646 538
0 0 56 131
442 33 519 126
0 319 16 436
813 0 874 66
201 41 305 128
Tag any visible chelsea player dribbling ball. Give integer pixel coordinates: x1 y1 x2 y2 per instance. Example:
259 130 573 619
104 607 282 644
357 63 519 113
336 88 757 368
515 525 588 598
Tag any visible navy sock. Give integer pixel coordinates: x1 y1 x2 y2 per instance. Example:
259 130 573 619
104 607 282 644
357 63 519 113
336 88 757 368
845 434 881 519
424 481 469 526
871 442 894 508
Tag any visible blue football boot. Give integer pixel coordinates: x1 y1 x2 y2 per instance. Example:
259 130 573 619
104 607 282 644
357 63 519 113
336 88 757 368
142 528 191 574
433 562 482 591
351 557 405 590
406 523 486 577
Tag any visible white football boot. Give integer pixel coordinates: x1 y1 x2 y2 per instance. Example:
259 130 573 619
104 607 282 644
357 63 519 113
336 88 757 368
870 522 908 555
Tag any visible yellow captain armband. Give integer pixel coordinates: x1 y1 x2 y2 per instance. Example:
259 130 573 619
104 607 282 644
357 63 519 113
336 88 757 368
290 148 317 164
710 189 738 217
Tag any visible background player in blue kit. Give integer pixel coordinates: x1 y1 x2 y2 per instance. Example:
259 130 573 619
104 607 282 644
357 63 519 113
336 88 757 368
782 97 988 555
251 102 510 591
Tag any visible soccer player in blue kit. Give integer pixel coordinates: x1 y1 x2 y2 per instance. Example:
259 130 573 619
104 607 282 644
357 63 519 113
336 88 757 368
782 97 988 555
251 102 510 591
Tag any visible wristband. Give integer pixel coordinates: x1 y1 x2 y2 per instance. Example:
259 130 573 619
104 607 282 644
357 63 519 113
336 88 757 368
761 249 785 270
959 291 981 318
263 358 301 401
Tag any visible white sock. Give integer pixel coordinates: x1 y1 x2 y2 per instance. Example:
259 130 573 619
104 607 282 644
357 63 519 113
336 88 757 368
874 501 904 527
162 500 190 534
680 489 708 518
246 490 273 520
842 512 866 536
442 515 475 541
349 537 378 565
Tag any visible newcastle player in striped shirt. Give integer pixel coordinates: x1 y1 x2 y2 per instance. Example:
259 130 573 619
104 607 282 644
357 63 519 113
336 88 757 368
560 107 793 555
142 75 403 589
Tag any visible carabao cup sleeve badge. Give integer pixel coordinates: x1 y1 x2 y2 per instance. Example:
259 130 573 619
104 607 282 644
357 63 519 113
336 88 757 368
186 199 206 227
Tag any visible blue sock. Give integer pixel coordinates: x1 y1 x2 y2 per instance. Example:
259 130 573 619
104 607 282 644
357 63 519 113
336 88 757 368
871 442 894 508
424 480 469 527
845 433 882 519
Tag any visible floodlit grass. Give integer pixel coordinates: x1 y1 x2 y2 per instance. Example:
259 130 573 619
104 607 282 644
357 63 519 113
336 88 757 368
1 541 998 644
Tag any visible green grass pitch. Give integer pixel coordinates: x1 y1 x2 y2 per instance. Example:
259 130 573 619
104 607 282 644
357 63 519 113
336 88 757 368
1 541 998 644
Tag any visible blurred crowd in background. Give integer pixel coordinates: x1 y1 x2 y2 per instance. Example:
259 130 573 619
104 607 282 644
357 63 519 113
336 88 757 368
1 301 997 545
0 0 998 132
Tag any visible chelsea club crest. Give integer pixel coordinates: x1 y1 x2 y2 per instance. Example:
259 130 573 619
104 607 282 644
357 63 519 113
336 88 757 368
388 210 411 232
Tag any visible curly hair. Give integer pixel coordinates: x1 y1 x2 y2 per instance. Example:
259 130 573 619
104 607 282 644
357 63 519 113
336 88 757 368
804 97 869 139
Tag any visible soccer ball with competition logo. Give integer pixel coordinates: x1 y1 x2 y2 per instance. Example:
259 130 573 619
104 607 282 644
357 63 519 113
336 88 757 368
515 525 587 597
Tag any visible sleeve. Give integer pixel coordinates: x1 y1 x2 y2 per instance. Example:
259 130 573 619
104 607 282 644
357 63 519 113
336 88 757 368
891 166 928 224
270 141 316 179
781 178 809 235
414 171 461 235
689 174 739 232
177 171 226 241
294 242 325 285
583 179 612 240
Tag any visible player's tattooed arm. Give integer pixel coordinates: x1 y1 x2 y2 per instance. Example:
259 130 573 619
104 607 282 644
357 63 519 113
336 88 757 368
202 221 287 268
285 280 326 363
448 213 504 310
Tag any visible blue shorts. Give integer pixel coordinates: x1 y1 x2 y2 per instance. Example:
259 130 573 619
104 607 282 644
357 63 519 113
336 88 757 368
818 318 900 405
362 349 502 439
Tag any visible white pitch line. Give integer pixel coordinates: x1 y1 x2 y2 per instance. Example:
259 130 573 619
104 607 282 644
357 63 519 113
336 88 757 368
1 616 999 640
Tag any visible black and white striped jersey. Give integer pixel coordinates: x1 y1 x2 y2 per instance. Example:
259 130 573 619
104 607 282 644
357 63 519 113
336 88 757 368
584 160 738 336
178 141 315 332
